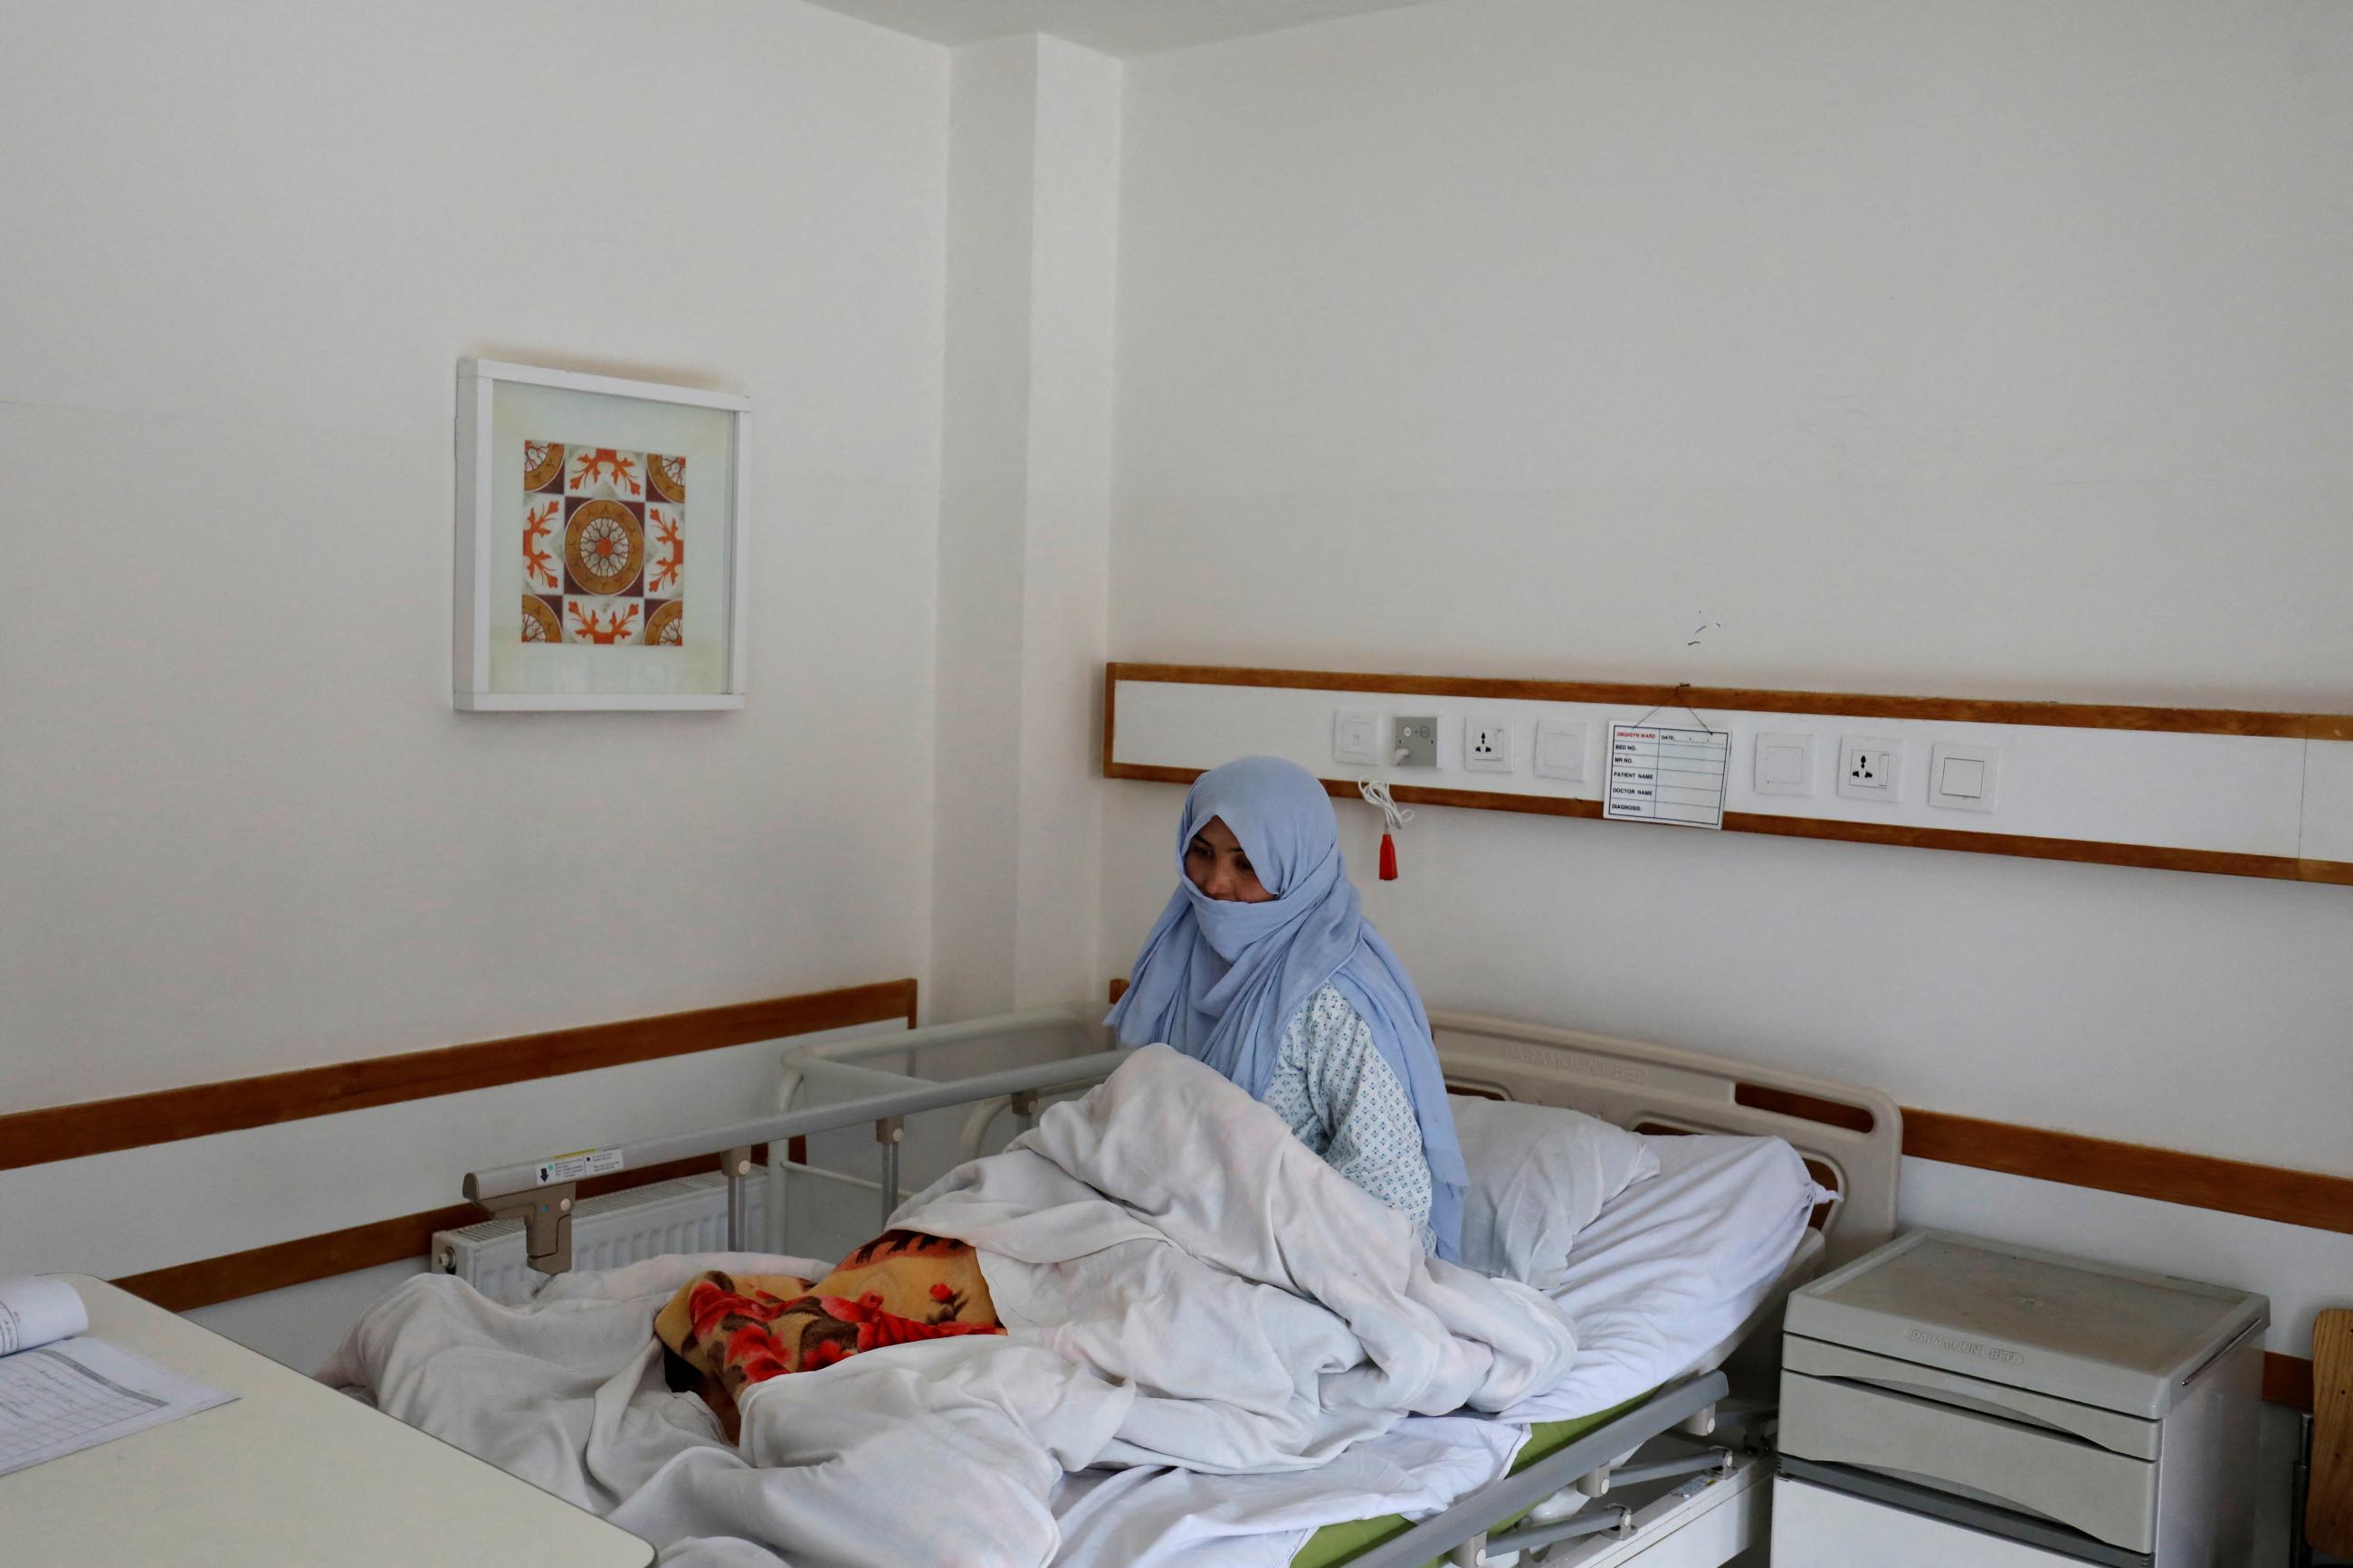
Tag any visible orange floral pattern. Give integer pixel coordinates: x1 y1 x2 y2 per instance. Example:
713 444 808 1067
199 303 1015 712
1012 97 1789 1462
520 437 683 648
654 1231 1002 1422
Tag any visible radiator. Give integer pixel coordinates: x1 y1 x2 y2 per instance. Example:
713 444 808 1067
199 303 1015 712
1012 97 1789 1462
432 1172 768 1305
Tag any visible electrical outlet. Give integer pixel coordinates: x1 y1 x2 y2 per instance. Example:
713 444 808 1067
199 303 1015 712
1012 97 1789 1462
1464 718 1513 773
1836 736 1903 803
1393 717 1437 768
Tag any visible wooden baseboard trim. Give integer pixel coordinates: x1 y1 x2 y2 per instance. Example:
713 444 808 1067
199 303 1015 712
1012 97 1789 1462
2 979 919 1174
1901 1108 2353 1237
113 1148 768 1314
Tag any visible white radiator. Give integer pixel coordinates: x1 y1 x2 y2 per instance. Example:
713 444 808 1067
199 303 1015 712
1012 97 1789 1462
432 1173 768 1305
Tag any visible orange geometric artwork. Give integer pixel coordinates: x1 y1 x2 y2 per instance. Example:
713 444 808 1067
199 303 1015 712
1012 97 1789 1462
520 437 682 648
567 600 641 644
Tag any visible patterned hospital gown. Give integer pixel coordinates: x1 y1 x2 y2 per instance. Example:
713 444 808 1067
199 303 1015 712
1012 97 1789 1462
1262 984 1437 1250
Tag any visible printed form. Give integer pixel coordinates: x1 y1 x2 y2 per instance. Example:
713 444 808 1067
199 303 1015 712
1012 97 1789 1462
0 1277 234 1477
1605 724 1730 829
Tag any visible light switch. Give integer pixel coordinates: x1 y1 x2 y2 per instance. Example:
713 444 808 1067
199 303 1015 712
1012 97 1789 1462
1334 710 1383 767
1535 719 1589 783
1753 732 1815 798
1929 743 1998 813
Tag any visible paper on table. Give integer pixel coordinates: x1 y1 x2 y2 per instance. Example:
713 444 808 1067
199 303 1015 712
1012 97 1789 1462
0 1277 90 1355
0 1278 236 1478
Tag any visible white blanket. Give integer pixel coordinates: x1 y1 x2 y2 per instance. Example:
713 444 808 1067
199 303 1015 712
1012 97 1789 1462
898 1044 1578 1471
325 1045 1579 1567
324 1253 1131 1568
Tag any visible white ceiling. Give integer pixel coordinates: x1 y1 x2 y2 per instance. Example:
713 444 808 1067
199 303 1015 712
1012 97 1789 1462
803 0 1446 57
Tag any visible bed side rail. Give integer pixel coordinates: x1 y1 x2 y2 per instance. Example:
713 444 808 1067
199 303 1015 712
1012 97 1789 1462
459 1049 1129 1273
1342 1371 1731 1568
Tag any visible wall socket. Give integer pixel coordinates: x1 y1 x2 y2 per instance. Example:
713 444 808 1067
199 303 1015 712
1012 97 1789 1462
1464 718 1513 773
1394 717 1438 767
1836 736 1903 803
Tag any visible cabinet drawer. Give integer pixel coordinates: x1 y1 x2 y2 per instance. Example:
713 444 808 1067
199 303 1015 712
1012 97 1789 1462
1772 1476 2094 1567
1779 1370 2156 1554
1783 1335 2158 1459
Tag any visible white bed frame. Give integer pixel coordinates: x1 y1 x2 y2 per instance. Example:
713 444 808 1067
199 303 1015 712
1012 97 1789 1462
460 1003 1901 1568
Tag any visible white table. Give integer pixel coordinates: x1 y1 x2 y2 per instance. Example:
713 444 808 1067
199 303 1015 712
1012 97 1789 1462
3 1276 653 1567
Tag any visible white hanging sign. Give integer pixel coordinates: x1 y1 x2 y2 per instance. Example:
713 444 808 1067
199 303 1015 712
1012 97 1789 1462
1605 723 1730 829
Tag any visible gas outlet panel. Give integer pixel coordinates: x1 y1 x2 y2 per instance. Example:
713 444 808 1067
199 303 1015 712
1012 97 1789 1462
1394 717 1438 767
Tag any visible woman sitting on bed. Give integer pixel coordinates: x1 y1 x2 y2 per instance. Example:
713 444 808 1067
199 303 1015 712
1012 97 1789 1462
658 755 1467 1437
1107 755 1468 1260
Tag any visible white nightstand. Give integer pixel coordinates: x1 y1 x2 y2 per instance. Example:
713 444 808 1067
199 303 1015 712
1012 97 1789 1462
1768 1231 2266 1567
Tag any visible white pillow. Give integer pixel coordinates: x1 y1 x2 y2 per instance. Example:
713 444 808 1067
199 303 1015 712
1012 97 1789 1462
1449 1094 1661 1287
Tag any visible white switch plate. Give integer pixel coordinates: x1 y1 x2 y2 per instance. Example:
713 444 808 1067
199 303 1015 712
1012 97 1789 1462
1333 709 1383 767
1464 717 1513 773
1535 720 1588 783
1836 736 1904 803
1753 732 1815 798
1928 741 1999 812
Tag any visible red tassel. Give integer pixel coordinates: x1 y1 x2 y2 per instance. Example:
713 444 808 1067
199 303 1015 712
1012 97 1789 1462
1378 831 1398 881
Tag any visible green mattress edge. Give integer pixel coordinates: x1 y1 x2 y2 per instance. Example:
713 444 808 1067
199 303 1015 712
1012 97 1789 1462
1290 1392 1651 1568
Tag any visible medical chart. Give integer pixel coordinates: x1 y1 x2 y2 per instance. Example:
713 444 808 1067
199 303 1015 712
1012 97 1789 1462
1604 723 1730 829
0 1278 234 1477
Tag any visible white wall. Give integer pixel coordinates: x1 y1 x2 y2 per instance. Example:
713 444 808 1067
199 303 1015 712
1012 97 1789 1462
0 0 951 1116
930 34 1119 1021
1114 0 2352 703
1106 0 2353 1353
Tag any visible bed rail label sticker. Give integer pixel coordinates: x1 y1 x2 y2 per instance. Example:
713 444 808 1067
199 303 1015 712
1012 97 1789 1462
535 1148 624 1185
1605 724 1729 829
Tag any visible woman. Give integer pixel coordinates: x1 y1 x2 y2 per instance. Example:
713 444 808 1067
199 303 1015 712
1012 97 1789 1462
1107 755 1467 1260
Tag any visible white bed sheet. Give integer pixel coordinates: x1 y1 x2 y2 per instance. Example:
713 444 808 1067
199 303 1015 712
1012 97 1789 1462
1501 1131 1831 1423
1049 1131 1830 1567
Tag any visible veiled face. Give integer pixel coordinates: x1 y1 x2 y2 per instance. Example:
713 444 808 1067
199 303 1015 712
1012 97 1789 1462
1184 816 1274 904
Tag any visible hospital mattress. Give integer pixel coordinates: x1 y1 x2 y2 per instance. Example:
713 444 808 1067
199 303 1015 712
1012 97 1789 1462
1284 1131 1831 1567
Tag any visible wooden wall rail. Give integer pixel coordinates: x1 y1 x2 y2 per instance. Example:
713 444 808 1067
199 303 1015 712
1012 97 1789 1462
28 966 2336 1413
1108 660 2353 739
1901 1109 2353 1236
113 1148 767 1313
1 979 919 1174
0 981 913 1311
1103 662 2353 885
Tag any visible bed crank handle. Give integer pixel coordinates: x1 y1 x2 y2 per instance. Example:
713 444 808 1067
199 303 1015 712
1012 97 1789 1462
467 1182 576 1275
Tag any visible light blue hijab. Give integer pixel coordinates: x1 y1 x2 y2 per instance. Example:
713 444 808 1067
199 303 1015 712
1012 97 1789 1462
1106 756 1467 1261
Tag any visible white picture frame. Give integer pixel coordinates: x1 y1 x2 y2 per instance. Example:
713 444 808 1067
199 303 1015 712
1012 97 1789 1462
453 358 751 711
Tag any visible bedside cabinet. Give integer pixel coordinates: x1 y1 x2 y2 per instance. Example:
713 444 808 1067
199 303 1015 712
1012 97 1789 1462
1768 1231 2266 1567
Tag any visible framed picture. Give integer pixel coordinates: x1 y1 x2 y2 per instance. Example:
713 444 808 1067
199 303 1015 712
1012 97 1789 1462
453 358 750 710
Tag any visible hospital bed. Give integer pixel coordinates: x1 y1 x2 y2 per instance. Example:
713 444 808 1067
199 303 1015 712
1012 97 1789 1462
457 1004 1900 1567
